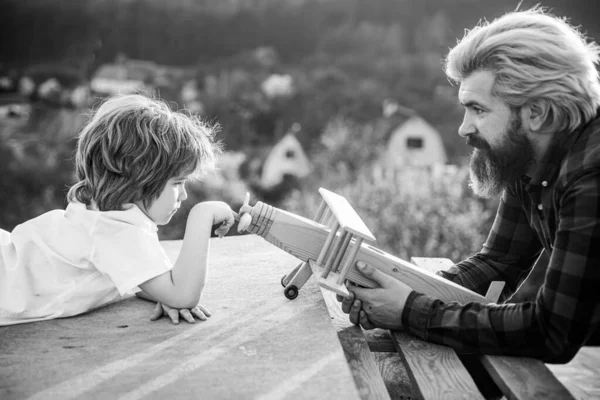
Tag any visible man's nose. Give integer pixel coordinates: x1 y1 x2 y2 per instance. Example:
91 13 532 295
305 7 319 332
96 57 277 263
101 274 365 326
458 114 475 138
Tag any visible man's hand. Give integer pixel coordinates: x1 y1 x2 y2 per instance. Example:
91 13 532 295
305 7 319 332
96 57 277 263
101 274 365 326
337 262 413 331
150 302 212 324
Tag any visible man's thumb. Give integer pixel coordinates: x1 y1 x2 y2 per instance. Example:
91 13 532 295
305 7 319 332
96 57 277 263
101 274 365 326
356 261 390 287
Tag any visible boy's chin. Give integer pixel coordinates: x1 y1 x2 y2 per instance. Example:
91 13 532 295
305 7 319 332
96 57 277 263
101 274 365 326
156 216 173 226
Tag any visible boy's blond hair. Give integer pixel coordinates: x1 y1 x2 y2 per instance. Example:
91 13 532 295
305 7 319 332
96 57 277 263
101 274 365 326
67 94 221 211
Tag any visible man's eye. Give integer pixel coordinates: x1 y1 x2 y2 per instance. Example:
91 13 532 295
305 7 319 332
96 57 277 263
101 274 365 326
474 107 484 115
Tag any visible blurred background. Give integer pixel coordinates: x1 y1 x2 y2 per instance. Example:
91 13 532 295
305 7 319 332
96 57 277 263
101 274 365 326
0 0 597 262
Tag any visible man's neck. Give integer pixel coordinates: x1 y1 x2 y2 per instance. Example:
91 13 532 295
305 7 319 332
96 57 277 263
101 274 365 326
525 131 554 177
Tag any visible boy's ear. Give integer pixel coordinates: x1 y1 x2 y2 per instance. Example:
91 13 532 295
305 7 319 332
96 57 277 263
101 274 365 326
523 99 550 132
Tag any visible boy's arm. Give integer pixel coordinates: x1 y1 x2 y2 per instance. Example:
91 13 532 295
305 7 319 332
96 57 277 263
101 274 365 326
138 201 235 309
135 289 211 324
135 290 156 302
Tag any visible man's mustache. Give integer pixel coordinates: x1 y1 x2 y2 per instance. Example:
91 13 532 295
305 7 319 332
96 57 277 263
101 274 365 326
466 134 490 149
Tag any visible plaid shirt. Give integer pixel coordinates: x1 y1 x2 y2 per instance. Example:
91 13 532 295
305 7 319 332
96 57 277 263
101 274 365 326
402 109 600 363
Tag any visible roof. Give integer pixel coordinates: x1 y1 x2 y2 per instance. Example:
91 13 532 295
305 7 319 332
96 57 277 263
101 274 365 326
92 64 150 82
378 106 441 144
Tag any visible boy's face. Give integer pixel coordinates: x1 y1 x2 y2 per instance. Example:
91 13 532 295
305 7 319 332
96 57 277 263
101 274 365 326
136 175 189 225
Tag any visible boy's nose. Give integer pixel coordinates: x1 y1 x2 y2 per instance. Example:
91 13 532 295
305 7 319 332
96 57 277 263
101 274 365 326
179 187 188 201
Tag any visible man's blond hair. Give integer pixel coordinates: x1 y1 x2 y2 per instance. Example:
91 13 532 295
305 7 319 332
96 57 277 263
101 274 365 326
445 7 600 134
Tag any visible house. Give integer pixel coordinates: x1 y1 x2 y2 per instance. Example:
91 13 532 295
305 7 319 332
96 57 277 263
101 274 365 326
90 64 147 96
201 134 312 208
375 101 447 178
201 151 251 206
90 56 158 96
260 131 311 189
0 103 30 120
260 74 294 98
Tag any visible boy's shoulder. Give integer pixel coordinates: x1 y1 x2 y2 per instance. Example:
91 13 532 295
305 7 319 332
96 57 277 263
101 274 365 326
68 202 158 236
11 203 157 242
10 207 90 252
14 208 68 231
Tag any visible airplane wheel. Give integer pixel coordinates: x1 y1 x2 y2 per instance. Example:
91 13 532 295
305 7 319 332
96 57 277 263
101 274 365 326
284 285 299 300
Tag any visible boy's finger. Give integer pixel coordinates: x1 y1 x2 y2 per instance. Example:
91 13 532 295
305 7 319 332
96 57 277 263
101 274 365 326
180 309 195 324
150 302 163 321
168 309 179 324
215 225 230 238
196 305 212 317
192 308 208 321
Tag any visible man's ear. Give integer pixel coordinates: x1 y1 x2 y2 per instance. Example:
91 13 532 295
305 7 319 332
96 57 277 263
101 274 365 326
524 99 550 132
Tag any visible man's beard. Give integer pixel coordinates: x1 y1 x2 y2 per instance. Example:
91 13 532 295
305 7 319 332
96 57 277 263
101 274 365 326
468 114 535 198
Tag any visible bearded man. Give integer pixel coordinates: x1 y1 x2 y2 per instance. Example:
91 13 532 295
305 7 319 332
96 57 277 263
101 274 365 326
339 7 600 363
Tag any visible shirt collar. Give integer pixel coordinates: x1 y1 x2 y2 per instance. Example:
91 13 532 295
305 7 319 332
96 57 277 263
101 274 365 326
526 129 572 188
122 203 159 233
67 202 158 234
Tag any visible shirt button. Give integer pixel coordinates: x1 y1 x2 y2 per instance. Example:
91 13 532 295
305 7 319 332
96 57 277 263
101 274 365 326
542 181 548 187
538 204 543 210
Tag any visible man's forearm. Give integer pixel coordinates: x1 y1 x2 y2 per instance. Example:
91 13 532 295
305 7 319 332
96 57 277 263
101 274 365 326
402 291 586 363
439 254 537 299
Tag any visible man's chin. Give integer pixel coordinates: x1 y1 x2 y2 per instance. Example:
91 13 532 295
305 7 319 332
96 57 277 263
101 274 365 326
468 166 504 199
468 177 502 199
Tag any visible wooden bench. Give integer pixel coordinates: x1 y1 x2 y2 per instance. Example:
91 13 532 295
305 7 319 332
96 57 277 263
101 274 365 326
317 256 583 400
240 189 598 399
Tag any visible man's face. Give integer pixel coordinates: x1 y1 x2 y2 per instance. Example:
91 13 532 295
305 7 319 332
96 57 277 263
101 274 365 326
458 70 535 198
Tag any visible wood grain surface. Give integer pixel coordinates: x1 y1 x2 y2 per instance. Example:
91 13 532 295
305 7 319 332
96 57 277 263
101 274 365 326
319 289 392 400
390 331 484 400
0 236 362 400
411 257 577 400
318 188 376 241
257 207 488 305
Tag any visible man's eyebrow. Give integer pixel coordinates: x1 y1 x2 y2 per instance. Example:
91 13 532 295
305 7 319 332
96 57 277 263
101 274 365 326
460 100 485 108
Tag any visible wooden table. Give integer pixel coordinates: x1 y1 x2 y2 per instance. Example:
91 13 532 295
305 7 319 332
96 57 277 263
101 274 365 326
2 235 598 399
0 235 362 400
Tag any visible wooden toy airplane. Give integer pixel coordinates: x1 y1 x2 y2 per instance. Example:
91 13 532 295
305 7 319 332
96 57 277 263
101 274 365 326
237 188 504 304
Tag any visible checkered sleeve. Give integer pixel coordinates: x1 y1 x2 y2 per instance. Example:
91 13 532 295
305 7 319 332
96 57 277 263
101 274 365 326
437 188 542 298
404 172 600 362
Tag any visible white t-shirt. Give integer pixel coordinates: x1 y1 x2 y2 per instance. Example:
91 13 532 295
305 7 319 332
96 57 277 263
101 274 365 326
0 202 172 325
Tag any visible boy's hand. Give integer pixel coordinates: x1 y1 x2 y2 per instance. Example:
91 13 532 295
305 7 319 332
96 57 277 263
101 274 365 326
198 201 237 238
150 302 212 324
